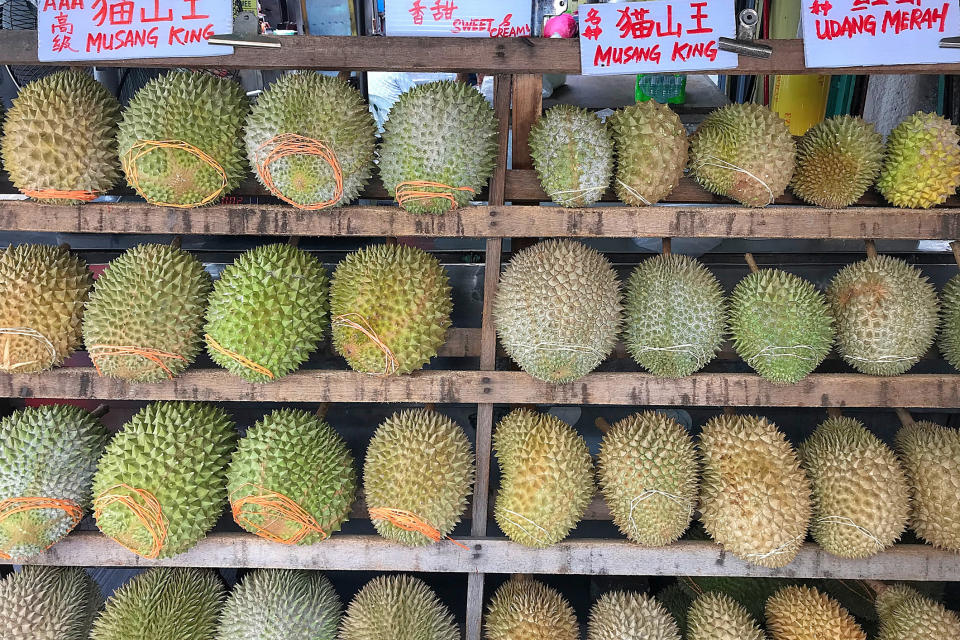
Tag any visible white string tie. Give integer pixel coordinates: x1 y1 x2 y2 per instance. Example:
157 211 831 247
743 534 804 561
816 515 885 550
616 179 652 206
627 489 690 533
690 154 774 205
500 509 550 546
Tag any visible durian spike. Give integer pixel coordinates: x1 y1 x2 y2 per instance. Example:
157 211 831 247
91 404 110 419
895 408 915 427
826 407 843 418
950 240 960 269
744 252 760 274
170 236 182 250
662 238 672 255
594 417 612 434
865 239 878 259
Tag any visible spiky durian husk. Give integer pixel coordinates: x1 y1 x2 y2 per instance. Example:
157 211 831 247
800 416 909 558
876 112 960 209
729 268 834 384
623 254 726 378
245 73 376 208
609 101 688 205
204 244 329 382
363 409 474 546
339 574 458 640
494 239 622 383
597 411 698 546
485 577 578 640
687 592 764 640
588 591 681 640
227 409 356 545
378 81 498 214
698 414 811 568
82 243 212 382
1 70 120 204
658 584 693 635
0 405 108 560
330 244 451 375
117 71 248 207
681 576 795 622
689 103 795 207
939 274 960 370
91 568 224 640
217 569 341 640
875 584 960 640
493 409 594 547
0 566 102 640
826 256 939 376
92 402 236 559
895 420 960 551
765 586 866 640
791 116 883 208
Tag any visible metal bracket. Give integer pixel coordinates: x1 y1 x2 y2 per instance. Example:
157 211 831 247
940 36 960 48
718 9 773 59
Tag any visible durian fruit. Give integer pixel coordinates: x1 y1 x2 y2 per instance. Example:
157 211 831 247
800 415 910 558
227 409 356 545
875 583 960 640
217 569 342 640
588 591 681 640
765 585 866 640
92 401 236 559
0 566 102 640
91 568 224 640
330 244 451 375
681 576 795 622
657 584 693 635
689 103 796 207
245 72 376 208
363 409 474 546
204 244 329 382
686 592 764 640
939 272 960 370
379 80 498 214
117 71 248 207
728 262 834 384
485 577 578 640
826 255 939 376
0 70 120 204
698 414 811 568
529 105 613 207
895 417 960 550
0 405 109 561
493 409 595 547
82 243 213 382
876 112 960 209
338 574 458 640
609 101 688 205
623 253 726 378
791 116 884 208
596 411 698 546
494 239 622 383
0 244 92 373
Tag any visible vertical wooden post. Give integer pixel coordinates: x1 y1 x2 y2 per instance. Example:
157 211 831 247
511 73 543 171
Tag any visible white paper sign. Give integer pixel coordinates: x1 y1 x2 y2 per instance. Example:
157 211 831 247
801 0 960 67
578 0 738 75
38 0 233 62
385 0 532 37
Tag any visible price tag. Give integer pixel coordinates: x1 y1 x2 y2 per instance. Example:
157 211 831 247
578 0 738 75
801 0 960 67
38 0 233 61
385 0 532 37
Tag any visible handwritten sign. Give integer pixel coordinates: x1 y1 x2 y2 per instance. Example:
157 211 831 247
385 0 532 37
578 0 738 75
801 0 960 67
38 0 233 61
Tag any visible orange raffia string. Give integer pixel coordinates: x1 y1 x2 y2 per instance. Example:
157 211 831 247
332 313 399 376
93 484 168 559
253 133 344 210
230 484 328 545
0 496 84 559
368 507 469 550
395 181 475 210
122 139 228 208
21 189 99 202
87 345 187 379
204 334 275 380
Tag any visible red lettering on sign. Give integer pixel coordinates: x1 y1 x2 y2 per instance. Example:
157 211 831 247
181 0 209 20
86 27 160 51
91 0 133 25
52 34 78 51
671 38 718 61
593 43 662 66
880 2 948 32
43 0 83 11
140 0 173 22
50 11 74 33
583 7 603 40
409 0 425 25
687 1 712 34
430 0 457 21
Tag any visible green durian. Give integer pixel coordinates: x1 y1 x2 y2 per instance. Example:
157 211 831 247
939 273 960 370
0 70 120 204
0 405 108 560
227 409 356 545
117 71 248 207
330 244 451 375
379 80 498 214
204 244 329 382
690 103 795 207
245 72 376 208
494 239 622 383
680 576 795 622
876 112 960 209
82 243 212 382
485 577 578 640
363 409 474 546
791 116 883 208
92 401 236 559
0 244 92 373
687 592 764 640
493 408 595 547
624 253 726 378
0 566 102 639
588 591 681 640
765 585 866 640
609 101 688 205
657 584 693 635
875 583 960 640
338 574 458 640
530 104 612 207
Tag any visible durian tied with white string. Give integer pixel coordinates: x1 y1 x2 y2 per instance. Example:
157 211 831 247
609 101 688 206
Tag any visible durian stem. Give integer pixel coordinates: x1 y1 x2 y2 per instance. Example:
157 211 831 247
722 407 736 416
423 403 436 412
315 403 329 419
58 243 71 252
826 407 843 419
170 236 182 250
90 404 109 419
661 238 672 255
594 417 612 434
951 241 960 269
895 408 915 426
287 236 301 247
744 253 760 274
865 239 878 259
864 579 887 600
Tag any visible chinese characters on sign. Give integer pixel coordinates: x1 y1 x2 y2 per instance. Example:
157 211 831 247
386 0 531 37
801 0 960 66
578 0 738 75
38 0 232 61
